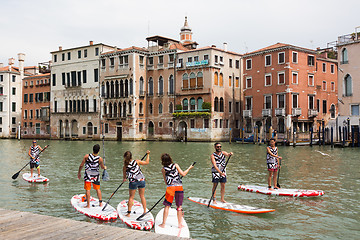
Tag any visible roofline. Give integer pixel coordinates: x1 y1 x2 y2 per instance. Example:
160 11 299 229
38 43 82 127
23 73 51 80
243 45 315 58
50 43 115 54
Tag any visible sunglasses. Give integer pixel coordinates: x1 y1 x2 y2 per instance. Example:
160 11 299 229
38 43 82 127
216 146 222 148
33 142 37 143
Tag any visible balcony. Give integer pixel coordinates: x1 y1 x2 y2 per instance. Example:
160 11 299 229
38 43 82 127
168 62 174 68
243 109 252 118
147 64 154 70
275 108 285 116
157 63 164 69
173 109 210 118
308 109 318 118
262 109 271 117
139 90 145 97
292 108 302 116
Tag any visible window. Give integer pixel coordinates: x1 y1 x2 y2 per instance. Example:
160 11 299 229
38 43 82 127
265 74 271 86
214 72 218 86
197 72 203 87
189 73 196 88
219 56 223 64
229 101 232 113
246 77 252 88
190 119 195 128
54 54 57 62
308 74 314 86
78 50 81 58
139 123 143 132
309 95 315 109
219 119 223 128
95 47 99 56
322 100 327 114
219 73 223 87
322 63 326 72
235 60 240 69
0 102 2 112
229 59 233 68
67 52 71 60
204 119 209 128
229 76 232 87
158 122 163 128
148 77 154 95
292 72 298 84
169 102 173 113
278 52 285 64
204 55 209 60
159 103 163 114
219 98 224 112
278 72 285 85
183 98 188 111
12 117 16 124
351 105 359 116
214 97 219 112
24 94 28 103
331 82 335 92
30 110 33 119
110 57 115 67
84 49 87 58
265 55 271 66
0 75 2 82
149 57 154 65
322 81 327 91
94 69 99 82
194 56 199 62
12 102 16 112
246 59 252 70
236 102 240 113
197 97 203 110
169 121 173 128
331 64 335 74
12 87 16 95
317 99 320 112
214 119 218 128
101 59 106 68
215 55 218 63
292 52 298 63
62 53 65 61
264 95 272 109
235 77 239 88
29 94 33 102
344 74 352 96
278 94 285 108
169 54 174 63
182 74 189 89
12 75 16 82
187 57 192 63
308 55 315 66
52 74 56 86
292 94 298 108
341 48 348 64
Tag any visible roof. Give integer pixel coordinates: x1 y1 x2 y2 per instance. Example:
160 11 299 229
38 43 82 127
0 66 33 75
50 43 115 54
146 35 180 46
178 46 242 56
23 73 50 80
101 46 148 56
244 43 315 57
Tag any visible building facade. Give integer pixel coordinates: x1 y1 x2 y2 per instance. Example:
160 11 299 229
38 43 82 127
242 43 338 142
21 73 51 138
336 29 360 131
50 41 114 140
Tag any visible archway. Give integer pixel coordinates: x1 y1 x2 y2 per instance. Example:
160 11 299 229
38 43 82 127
148 121 154 136
71 120 78 138
87 122 93 136
178 121 188 142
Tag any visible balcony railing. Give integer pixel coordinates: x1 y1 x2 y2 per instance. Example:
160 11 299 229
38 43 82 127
243 109 252 118
292 108 302 116
308 109 318 117
275 108 285 116
262 109 271 117
139 90 145 97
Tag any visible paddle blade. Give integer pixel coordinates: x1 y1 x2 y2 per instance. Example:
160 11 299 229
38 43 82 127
102 203 108 211
12 171 20 180
136 212 147 221
102 169 110 181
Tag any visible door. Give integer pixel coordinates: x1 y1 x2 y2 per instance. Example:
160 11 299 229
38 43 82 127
117 126 122 141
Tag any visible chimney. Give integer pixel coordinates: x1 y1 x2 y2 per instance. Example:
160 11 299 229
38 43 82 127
8 58 15 70
90 41 94 46
59 46 63 51
18 53 25 79
211 45 216 48
223 43 228 52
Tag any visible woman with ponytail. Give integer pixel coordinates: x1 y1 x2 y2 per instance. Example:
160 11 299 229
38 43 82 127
123 150 150 217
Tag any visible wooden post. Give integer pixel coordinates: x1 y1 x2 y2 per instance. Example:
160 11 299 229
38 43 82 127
310 127 313 147
229 128 232 144
351 126 354 147
342 126 346 147
331 127 334 148
293 129 296 147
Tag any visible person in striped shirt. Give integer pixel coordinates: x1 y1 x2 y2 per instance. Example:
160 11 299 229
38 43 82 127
28 140 44 178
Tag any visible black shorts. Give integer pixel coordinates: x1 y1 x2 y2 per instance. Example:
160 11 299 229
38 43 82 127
30 162 40 169
212 172 227 183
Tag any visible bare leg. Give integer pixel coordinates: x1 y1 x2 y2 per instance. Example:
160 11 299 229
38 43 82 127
159 205 170 228
268 172 274 190
30 168 34 178
177 206 184 228
211 183 218 204
85 190 91 208
220 182 226 203
273 171 278 189
95 188 102 206
37 166 41 177
138 187 147 213
126 189 136 217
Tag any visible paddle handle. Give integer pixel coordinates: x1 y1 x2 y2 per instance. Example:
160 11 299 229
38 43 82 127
102 181 125 211
276 158 282 188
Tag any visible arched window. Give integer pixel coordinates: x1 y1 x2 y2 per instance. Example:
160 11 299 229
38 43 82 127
169 75 174 94
101 83 105 98
190 72 196 88
344 74 352 96
129 78 133 95
69 100 73 112
219 73 223 87
158 76 164 95
278 118 285 133
81 100 85 112
73 100 77 112
87 122 93 136
115 80 119 98
341 48 348 64
214 97 219 112
123 102 126 117
330 104 336 118
190 98 196 111
197 72 203 87
214 72 218 86
197 97 203 110
148 77 153 96
149 103 153 114
220 97 224 112
106 81 110 99
120 80 124 97
109 102 113 117
182 98 188 111
110 81 114 98
114 103 118 117
119 101 122 116
139 77 144 95
159 103 163 114
182 73 189 89
125 79 129 97
139 102 143 114
169 102 173 113
128 101 132 114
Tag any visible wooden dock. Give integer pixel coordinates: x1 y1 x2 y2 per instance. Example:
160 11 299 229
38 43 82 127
0 208 188 239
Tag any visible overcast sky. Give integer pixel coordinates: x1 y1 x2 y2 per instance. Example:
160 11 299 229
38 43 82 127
1 0 359 66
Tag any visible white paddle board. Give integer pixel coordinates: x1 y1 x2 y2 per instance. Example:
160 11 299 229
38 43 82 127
22 173 49 183
188 197 275 214
155 208 190 238
117 200 154 230
71 194 118 221
238 185 325 197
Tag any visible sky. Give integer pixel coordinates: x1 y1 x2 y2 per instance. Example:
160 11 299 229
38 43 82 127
1 0 359 66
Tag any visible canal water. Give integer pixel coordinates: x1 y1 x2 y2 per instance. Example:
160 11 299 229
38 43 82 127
1 139 359 239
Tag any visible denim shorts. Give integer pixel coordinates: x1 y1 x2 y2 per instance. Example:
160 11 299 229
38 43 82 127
129 180 146 190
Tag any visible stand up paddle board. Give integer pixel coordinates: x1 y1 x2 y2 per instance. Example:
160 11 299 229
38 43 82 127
117 200 154 230
188 197 275 214
71 194 118 221
22 173 49 183
155 208 190 238
238 185 325 197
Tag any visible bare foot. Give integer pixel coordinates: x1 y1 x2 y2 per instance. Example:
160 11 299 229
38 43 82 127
274 187 280 190
220 200 227 203
268 188 274 191
85 205 91 208
158 223 165 228
178 224 184 229
125 213 130 217
99 203 103 207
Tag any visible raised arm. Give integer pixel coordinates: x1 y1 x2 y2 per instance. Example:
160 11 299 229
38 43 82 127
137 150 150 165
175 163 193 177
222 151 233 157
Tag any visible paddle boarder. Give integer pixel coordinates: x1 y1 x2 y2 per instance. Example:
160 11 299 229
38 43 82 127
28 140 44 178
267 138 282 190
211 143 233 204
77 144 106 208
159 153 194 229
123 150 150 217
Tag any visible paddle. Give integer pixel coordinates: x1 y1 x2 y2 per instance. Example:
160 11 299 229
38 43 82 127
102 135 110 181
136 161 196 221
208 155 232 207
102 153 148 211
276 158 282 188
12 145 49 180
